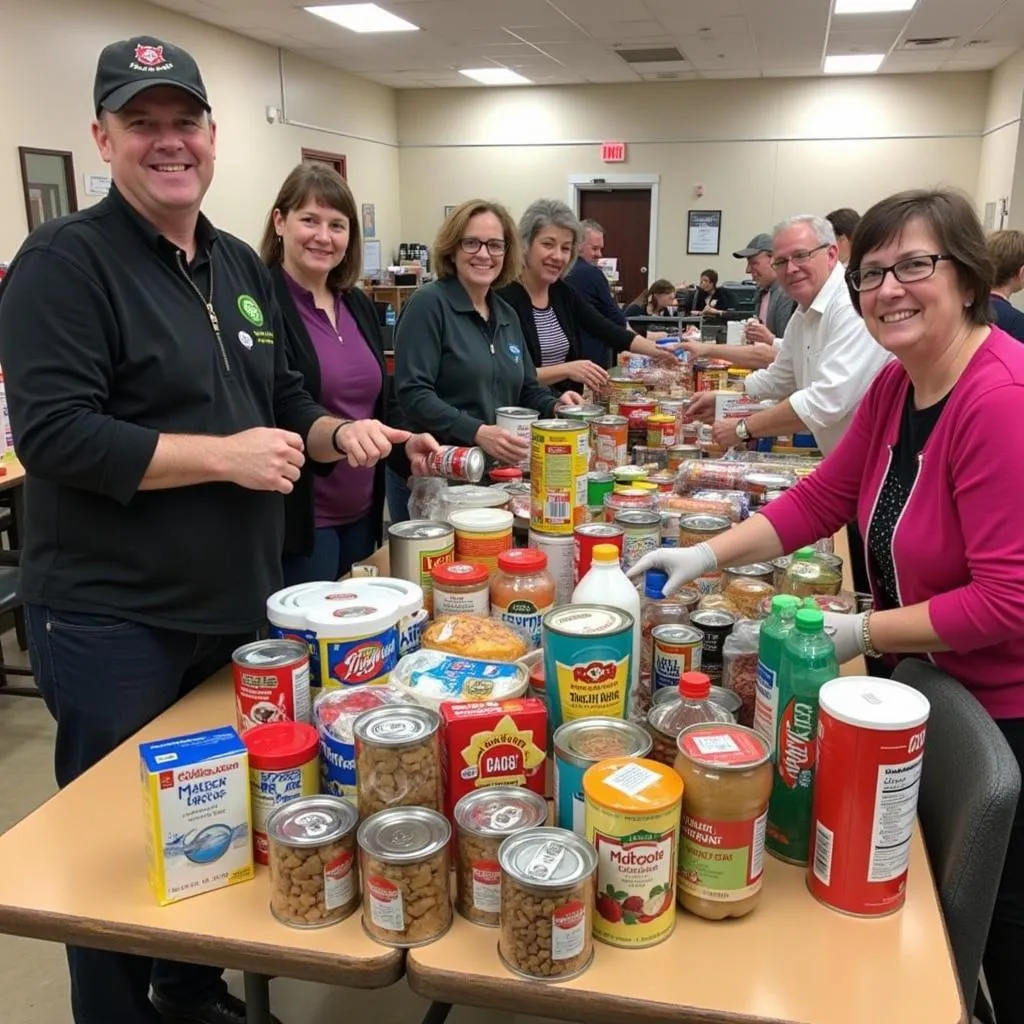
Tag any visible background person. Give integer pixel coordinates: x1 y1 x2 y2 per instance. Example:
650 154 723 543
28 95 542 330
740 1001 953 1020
564 217 627 370
684 268 735 314
826 206 861 265
261 162 436 584
986 229 1024 341
623 278 677 319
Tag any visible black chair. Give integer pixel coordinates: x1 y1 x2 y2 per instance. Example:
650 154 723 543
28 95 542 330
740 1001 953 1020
893 659 1020 1009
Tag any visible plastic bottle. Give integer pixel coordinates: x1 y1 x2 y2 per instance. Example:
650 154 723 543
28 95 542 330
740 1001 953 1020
765 607 839 866
647 671 734 765
752 594 800 757
385 303 396 327
639 569 691 689
572 543 641 713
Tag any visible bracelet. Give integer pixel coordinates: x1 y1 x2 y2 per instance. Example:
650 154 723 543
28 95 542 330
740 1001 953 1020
861 610 882 659
331 420 353 456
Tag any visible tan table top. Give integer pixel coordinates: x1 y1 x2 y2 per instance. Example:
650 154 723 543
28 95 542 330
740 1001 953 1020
0 666 403 988
0 458 24 491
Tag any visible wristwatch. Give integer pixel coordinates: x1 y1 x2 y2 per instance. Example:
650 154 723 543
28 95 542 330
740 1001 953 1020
735 419 751 441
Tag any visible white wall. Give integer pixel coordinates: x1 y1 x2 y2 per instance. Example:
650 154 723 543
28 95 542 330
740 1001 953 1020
397 75 987 283
977 49 1024 230
0 0 400 262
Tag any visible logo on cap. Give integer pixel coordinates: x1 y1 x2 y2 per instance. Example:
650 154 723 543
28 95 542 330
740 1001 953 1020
134 44 166 68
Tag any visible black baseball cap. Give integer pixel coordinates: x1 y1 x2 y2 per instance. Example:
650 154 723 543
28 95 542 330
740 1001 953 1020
93 37 210 116
733 233 773 259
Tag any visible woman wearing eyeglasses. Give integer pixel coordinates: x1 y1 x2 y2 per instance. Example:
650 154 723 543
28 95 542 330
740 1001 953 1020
389 199 582 521
630 188 1024 1024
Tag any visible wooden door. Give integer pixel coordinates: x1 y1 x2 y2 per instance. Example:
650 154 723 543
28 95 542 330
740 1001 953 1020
578 188 652 307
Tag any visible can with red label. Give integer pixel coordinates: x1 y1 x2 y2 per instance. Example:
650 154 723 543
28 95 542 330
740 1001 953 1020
590 415 628 472
233 639 311 734
808 677 930 917
425 445 486 483
573 522 624 584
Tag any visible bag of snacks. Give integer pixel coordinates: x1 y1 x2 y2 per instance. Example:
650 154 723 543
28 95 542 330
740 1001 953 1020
721 619 761 727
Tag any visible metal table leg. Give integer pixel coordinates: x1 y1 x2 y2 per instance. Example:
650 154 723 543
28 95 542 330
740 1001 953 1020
419 1001 452 1024
242 972 272 1024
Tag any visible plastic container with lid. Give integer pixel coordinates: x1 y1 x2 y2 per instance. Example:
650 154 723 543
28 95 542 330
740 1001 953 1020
353 705 442 817
389 648 529 711
441 485 510 517
490 548 556 648
673 722 772 921
497 827 598 980
647 671 733 766
357 806 453 947
450 508 514 574
454 787 549 926
244 721 320 863
776 548 843 597
639 569 691 708
431 562 491 619
267 795 359 927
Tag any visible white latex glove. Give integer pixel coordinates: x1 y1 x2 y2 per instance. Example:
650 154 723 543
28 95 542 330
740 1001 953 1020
627 543 717 596
822 611 867 664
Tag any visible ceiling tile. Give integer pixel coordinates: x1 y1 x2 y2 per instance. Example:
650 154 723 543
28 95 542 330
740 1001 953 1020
904 0 1008 38
827 29 904 53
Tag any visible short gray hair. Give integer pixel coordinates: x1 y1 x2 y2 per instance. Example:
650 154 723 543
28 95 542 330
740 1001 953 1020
772 214 836 247
519 199 582 264
580 218 605 237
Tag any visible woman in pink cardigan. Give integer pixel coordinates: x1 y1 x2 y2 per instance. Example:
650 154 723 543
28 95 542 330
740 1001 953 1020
632 188 1024 1024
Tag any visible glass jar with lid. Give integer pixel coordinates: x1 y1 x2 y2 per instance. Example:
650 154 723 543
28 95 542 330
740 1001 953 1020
431 562 491 618
647 671 733 766
490 548 556 648
779 547 843 597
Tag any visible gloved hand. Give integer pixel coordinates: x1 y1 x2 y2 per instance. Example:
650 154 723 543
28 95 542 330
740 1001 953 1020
822 611 867 664
627 543 717 596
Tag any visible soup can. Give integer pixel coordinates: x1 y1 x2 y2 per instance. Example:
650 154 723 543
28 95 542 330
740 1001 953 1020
573 522 624 585
233 639 311 734
553 718 651 834
603 489 657 523
586 471 615 511
808 677 930 917
651 625 704 696
528 529 575 606
425 446 485 483
590 416 628 472
613 509 661 573
388 520 455 616
450 508 514 575
496 407 539 472
561 404 604 424
689 610 737 686
530 420 589 535
646 414 677 449
542 605 634 735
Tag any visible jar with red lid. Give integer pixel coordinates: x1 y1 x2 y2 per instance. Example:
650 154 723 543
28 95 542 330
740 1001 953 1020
489 548 556 648
431 562 491 619
489 466 524 485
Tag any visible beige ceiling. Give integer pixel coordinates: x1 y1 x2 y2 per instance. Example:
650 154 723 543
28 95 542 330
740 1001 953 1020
153 0 1024 88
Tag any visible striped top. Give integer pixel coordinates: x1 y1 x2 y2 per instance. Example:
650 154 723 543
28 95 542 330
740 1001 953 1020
532 305 570 366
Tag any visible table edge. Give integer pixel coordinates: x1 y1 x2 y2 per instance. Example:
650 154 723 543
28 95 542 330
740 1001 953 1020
0 905 405 989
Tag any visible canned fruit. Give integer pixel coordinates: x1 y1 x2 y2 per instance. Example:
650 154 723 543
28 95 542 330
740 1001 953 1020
530 420 589 535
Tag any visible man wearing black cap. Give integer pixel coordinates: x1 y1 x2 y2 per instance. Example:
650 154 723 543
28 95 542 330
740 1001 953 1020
0 36 420 1024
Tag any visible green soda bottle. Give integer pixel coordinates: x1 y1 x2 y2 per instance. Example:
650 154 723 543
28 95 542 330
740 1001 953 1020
765 607 838 865
752 594 800 758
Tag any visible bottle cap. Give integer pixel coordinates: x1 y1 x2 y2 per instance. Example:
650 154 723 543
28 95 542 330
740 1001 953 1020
794 547 817 561
770 594 800 615
592 543 620 563
679 671 711 700
795 607 824 632
644 569 669 598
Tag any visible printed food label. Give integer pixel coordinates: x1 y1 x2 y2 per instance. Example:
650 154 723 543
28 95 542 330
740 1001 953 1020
324 849 355 910
367 875 405 931
492 599 552 649
603 762 662 798
320 627 399 688
419 546 455 613
551 899 587 960
410 659 523 700
458 713 545 786
776 697 817 790
594 828 675 941
679 811 767 902
753 660 778 757
437 588 491 618
868 755 923 883
554 655 630 721
471 859 502 913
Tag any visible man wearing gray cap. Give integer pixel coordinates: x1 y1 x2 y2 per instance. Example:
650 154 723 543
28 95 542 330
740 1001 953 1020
0 35 420 1024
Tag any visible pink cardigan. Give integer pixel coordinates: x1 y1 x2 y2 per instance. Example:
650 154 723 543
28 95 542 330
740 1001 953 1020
761 326 1024 719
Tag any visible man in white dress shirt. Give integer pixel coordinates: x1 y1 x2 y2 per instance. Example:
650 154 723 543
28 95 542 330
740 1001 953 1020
688 214 891 455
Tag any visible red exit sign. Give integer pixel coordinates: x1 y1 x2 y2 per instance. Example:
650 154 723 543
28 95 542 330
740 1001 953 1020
601 141 626 162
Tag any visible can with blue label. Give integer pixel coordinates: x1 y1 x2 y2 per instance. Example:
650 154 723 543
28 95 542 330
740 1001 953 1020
552 718 651 835
306 599 401 689
267 584 320 687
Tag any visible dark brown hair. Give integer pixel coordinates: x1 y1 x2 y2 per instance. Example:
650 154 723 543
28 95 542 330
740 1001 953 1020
826 207 861 240
987 229 1024 287
631 278 676 312
847 189 992 327
432 199 522 289
700 268 719 288
260 163 361 291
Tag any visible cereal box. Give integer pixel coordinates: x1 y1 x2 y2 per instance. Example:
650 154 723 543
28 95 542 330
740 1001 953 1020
440 698 547 831
139 726 254 906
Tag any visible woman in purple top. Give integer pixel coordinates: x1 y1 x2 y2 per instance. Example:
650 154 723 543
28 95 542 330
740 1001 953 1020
261 164 436 584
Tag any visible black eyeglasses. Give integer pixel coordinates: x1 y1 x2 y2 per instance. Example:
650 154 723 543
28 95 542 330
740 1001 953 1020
769 243 830 271
847 254 953 292
459 237 508 256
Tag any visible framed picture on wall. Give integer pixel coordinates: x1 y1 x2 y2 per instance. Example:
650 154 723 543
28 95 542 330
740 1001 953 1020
361 203 376 238
444 205 457 218
19 147 78 232
687 210 721 255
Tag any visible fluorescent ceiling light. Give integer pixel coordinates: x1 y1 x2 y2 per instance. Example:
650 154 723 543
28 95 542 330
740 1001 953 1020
824 53 886 73
304 4 419 33
834 0 916 12
459 68 532 85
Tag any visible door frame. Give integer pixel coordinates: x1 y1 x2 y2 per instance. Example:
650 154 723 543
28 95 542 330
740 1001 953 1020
567 173 660 286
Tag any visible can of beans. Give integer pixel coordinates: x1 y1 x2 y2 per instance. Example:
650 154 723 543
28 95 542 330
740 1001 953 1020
388 520 455 616
613 509 661 572
808 677 930 917
573 522 624 584
553 718 652 833
232 639 311 735
530 420 589 535
424 445 486 483
496 407 539 472
690 610 737 686
651 625 704 696
590 416 628 472
243 722 320 864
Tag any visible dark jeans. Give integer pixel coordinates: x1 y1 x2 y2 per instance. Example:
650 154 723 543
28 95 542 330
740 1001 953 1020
386 466 412 525
984 718 1024 1022
24 603 256 1024
281 516 377 586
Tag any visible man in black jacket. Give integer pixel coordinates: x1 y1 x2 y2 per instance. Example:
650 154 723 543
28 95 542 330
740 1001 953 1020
0 36 408 1024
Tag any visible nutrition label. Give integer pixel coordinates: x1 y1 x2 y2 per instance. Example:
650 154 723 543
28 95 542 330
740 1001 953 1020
868 755 923 883
551 900 587 960
367 877 406 931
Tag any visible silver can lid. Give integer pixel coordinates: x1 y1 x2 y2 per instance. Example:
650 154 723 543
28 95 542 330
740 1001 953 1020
357 806 451 862
613 509 661 528
388 520 453 540
651 624 704 646
454 787 548 838
233 638 307 668
691 609 738 629
353 704 440 747
498 827 597 889
678 514 731 533
267 796 357 847
553 717 652 768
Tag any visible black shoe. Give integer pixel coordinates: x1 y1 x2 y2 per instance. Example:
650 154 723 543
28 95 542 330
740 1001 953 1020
151 990 284 1024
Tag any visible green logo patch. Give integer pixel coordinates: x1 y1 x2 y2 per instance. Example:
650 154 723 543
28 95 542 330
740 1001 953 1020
237 294 264 326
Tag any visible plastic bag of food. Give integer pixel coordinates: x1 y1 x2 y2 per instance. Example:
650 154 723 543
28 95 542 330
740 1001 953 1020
722 619 761 727
409 476 448 522
390 649 529 712
675 459 750 495
723 577 775 620
692 489 750 521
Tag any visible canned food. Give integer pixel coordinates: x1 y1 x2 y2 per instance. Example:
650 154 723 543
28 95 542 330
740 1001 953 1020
722 562 775 587
496 407 539 472
560 404 604 424
693 360 730 392
603 489 657 523
744 472 797 503
232 639 311 734
586 471 615 509
431 562 491 618
553 718 651 833
573 522 624 585
618 400 656 433
450 508 514 575
690 610 737 685
667 445 700 472
590 416 628 472
425 445 485 483
305 598 402 691
528 529 575 606
613 509 661 572
530 420 589 535
358 807 452 946
647 471 676 494
388 521 455 616
584 757 683 948
646 414 677 448
651 624 704 695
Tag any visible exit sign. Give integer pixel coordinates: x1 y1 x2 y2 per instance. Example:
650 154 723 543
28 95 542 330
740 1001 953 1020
601 141 626 162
